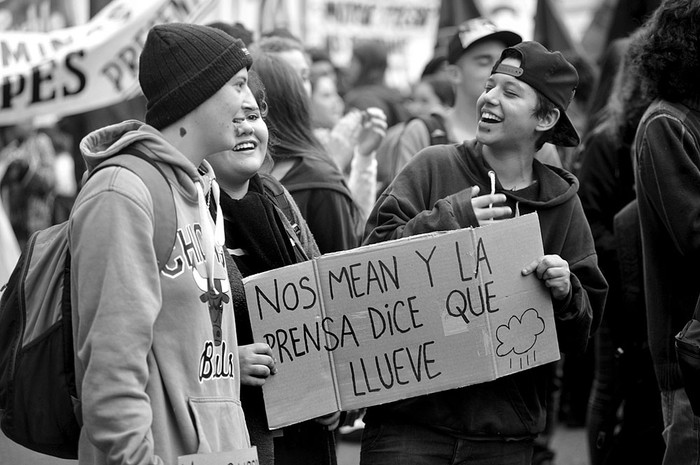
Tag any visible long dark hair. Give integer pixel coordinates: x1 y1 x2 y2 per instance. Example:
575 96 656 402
595 31 651 147
251 52 327 162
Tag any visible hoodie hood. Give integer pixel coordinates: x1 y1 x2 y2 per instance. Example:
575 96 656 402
460 140 578 210
79 119 225 291
79 120 204 185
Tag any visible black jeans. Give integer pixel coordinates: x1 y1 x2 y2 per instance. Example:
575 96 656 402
360 421 533 465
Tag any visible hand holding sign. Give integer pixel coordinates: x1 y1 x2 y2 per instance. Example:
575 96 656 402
239 342 276 386
521 254 571 301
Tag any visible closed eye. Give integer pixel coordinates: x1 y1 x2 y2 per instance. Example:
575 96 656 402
232 79 247 90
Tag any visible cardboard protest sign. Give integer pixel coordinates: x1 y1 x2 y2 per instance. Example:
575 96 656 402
242 213 560 429
178 447 258 465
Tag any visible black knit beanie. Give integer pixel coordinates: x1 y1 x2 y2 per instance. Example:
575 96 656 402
139 23 253 130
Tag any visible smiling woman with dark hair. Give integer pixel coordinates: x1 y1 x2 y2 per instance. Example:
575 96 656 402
205 70 340 465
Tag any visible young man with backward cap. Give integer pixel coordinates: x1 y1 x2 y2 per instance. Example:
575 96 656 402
72 23 253 464
383 19 563 192
361 41 607 464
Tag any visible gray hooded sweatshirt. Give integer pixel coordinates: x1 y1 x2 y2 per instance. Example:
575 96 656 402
71 120 249 465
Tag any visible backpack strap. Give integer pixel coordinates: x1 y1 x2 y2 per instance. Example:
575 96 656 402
88 148 177 270
260 174 295 226
417 113 448 146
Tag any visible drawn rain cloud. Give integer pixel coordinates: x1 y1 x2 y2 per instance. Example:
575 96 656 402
496 308 545 368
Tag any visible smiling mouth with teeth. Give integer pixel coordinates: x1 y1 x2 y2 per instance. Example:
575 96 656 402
481 112 502 123
233 142 256 151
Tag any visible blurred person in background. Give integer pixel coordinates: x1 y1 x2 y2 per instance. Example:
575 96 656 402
420 54 449 80
208 20 255 46
578 32 664 465
342 40 411 129
45 123 77 224
252 52 362 253
630 1 700 463
0 120 57 249
0 126 21 284
307 47 340 92
253 34 312 96
309 68 387 224
405 73 455 120
555 51 598 174
255 32 389 221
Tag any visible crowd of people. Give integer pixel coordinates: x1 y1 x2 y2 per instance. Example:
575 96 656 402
0 0 699 464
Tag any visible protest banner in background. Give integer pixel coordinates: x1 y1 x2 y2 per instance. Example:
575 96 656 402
0 0 218 125
0 0 88 32
207 0 442 92
242 213 560 429
0 0 440 124
303 0 442 92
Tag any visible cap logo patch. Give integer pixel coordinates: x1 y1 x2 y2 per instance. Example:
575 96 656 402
494 63 523 77
458 18 497 48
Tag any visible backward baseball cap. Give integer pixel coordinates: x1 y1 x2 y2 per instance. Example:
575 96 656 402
447 17 521 64
491 41 580 147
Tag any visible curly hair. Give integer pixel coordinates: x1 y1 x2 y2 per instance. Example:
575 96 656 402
633 0 700 102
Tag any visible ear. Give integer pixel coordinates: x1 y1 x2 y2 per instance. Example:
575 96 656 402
445 63 463 85
535 107 560 133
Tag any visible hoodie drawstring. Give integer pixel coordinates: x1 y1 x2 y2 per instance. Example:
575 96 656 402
196 181 224 291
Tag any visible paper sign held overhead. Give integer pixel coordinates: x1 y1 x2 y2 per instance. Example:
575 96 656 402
242 213 560 429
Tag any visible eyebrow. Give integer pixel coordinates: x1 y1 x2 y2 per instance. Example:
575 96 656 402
489 74 526 90
471 52 497 61
503 80 524 91
242 103 260 112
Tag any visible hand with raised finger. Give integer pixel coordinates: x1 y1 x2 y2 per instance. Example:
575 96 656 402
357 107 388 156
521 254 571 300
470 185 512 224
239 342 277 386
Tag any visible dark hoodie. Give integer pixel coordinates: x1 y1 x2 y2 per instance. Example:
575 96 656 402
363 139 607 439
280 153 362 254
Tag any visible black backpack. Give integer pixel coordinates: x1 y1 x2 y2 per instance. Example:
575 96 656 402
376 113 448 195
0 149 176 459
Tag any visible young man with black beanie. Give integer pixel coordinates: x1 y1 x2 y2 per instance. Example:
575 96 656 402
71 22 253 464
361 41 607 464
